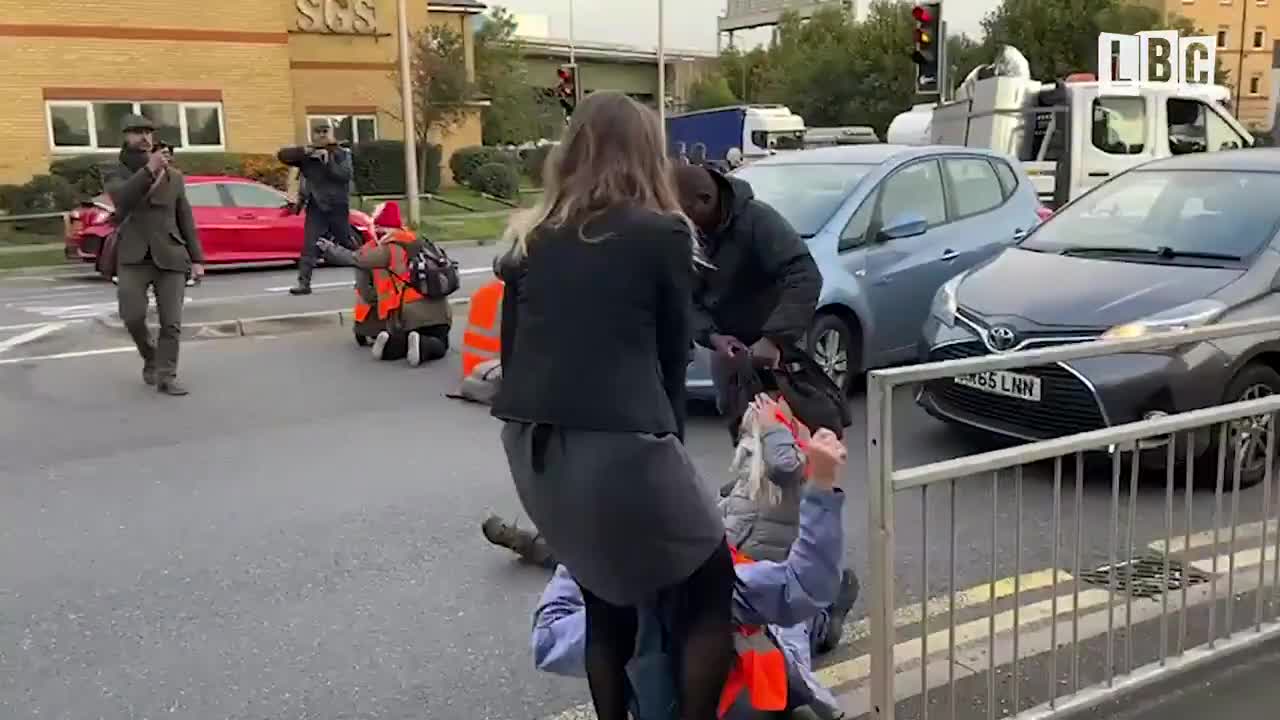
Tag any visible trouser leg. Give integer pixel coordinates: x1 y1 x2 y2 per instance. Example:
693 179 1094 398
325 206 354 249
151 269 186 382
116 264 155 368
297 210 325 287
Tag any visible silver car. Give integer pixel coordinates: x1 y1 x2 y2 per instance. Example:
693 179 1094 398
687 144 1048 401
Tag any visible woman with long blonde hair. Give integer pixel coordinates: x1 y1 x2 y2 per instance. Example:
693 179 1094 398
490 92 734 720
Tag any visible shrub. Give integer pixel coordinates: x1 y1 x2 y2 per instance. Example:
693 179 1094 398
350 140 442 195
50 155 115 198
467 162 520 199
170 152 245 178
239 155 290 190
520 144 554 186
3 174 77 214
449 145 518 185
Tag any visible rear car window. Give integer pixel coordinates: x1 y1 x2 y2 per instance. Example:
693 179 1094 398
943 158 1005 218
992 159 1019 198
185 184 223 207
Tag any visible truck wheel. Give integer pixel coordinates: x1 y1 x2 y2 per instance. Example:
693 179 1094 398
808 313 858 396
1199 363 1280 489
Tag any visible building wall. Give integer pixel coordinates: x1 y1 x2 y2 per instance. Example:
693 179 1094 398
1161 0 1280 130
0 0 483 187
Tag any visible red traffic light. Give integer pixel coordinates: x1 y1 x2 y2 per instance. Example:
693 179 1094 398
912 5 932 23
558 68 572 82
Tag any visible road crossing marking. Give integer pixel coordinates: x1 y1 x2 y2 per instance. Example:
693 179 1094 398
0 322 69 353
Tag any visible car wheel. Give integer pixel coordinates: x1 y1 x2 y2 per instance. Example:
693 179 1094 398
808 313 858 396
1202 363 1280 489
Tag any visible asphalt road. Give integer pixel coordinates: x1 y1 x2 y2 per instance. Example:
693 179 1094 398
0 263 1275 719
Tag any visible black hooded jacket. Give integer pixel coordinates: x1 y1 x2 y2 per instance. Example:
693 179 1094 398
693 169 821 350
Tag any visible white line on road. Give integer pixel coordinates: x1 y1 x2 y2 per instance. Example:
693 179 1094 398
0 344 136 365
0 319 87 332
0 322 70 354
263 266 489 293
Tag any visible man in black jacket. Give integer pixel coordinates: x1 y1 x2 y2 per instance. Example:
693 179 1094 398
277 122 354 295
674 164 823 432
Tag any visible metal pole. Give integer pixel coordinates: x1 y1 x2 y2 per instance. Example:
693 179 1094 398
658 0 666 144
396 0 421 225
1235 0 1249 117
569 0 576 65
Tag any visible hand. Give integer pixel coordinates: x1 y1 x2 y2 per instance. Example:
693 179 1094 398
805 428 847 490
315 238 337 255
190 263 205 279
710 333 748 358
750 393 784 430
750 337 781 368
313 148 330 163
145 150 169 174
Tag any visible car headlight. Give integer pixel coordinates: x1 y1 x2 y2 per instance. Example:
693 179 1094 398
930 274 963 327
1101 299 1227 340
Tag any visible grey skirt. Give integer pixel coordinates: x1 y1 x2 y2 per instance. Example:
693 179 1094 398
502 422 724 606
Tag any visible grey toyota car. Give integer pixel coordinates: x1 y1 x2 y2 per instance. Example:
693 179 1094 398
917 149 1280 486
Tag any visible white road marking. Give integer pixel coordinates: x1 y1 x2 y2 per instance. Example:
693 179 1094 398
263 266 489 293
0 319 87 332
0 345 137 365
459 267 491 276
0 322 70 354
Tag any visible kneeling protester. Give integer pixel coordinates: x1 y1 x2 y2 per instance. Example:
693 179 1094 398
321 201 454 367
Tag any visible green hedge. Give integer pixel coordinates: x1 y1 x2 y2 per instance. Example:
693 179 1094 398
519 144 554 186
449 145 519 186
351 140 442 195
0 174 76 214
467 162 520 199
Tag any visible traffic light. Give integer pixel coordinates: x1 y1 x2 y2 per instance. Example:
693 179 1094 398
911 2 943 95
557 63 579 114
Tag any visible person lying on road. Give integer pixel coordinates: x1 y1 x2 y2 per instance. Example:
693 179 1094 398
530 429 851 720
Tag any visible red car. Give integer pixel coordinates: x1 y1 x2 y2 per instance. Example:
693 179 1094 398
66 175 374 272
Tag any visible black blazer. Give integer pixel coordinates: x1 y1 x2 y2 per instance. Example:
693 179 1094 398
491 206 695 439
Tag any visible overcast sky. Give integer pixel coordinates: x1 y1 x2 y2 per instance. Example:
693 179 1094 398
490 0 1001 51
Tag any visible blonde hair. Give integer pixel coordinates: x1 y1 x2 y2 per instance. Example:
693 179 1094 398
503 92 699 259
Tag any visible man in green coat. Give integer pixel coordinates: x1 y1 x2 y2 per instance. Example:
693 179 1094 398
106 115 205 396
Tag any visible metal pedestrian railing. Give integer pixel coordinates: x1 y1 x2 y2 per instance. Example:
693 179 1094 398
865 316 1280 720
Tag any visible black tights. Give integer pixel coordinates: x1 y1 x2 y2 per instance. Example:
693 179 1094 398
580 540 737 720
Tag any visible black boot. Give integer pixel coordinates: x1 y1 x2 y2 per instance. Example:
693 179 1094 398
290 260 314 296
482 515 557 569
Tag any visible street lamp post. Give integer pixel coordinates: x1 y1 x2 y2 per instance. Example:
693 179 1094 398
658 0 666 145
397 0 421 225
569 0 576 65
1234 0 1249 119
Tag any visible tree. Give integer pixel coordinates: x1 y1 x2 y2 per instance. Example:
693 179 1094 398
717 45 773 104
980 0 1225 83
475 6 565 144
685 73 739 111
391 24 475 186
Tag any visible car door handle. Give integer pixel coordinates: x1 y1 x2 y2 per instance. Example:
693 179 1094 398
236 212 256 220
940 249 959 261
1087 171 1110 178
1012 228 1027 241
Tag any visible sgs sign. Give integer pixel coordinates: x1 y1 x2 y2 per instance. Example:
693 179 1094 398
296 0 377 35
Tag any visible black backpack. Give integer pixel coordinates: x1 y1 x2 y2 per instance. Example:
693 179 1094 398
406 236 461 299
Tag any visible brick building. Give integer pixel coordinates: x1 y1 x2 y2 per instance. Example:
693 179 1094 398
1152 0 1280 131
0 0 486 186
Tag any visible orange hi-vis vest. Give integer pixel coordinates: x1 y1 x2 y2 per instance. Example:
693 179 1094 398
718 545 789 718
352 238 378 324
373 231 425 321
462 279 503 378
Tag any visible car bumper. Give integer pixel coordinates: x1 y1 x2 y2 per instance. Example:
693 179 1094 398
916 319 1233 448
686 345 718 404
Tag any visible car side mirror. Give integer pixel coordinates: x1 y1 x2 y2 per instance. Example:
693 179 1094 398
876 212 928 243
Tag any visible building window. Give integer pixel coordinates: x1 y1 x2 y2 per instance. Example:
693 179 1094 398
1254 28 1266 49
1218 28 1229 48
307 114 378 144
1250 75 1263 94
45 100 224 152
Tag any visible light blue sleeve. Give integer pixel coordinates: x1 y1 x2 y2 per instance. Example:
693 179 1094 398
531 565 588 678
732 486 845 628
760 425 805 489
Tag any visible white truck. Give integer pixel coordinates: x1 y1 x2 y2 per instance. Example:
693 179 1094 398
888 47 1255 207
666 104 806 166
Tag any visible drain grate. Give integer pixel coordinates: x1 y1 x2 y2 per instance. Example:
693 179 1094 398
1078 554 1213 599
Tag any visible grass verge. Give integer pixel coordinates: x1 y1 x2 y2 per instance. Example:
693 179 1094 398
420 214 510 244
0 245 70 270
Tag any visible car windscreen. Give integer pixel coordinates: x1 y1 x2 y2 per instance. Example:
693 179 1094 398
730 162 874 237
1021 169 1280 262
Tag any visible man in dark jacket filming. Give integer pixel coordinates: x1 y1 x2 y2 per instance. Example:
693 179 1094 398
674 164 824 435
277 121 354 295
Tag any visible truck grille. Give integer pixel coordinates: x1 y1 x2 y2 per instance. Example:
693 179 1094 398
923 342 1107 440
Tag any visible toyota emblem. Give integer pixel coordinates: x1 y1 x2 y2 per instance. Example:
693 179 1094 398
988 325 1018 352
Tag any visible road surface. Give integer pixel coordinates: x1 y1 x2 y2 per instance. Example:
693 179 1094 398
1 262 1276 719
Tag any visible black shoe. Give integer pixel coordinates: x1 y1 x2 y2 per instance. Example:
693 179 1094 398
818 570 860 654
157 379 189 396
288 284 312 296
142 365 157 386
482 515 555 568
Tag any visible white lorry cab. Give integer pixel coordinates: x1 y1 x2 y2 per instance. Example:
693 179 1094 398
892 47 1254 207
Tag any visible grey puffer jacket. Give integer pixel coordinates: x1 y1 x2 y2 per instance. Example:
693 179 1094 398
720 425 805 563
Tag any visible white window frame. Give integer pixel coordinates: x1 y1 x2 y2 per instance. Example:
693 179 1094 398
306 113 379 144
45 100 226 154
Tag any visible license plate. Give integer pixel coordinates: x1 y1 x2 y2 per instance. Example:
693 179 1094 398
954 370 1042 402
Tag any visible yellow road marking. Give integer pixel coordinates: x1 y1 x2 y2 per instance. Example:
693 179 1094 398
1150 518 1277 555
1190 544 1279 576
815 588 1111 688
844 568 1074 643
